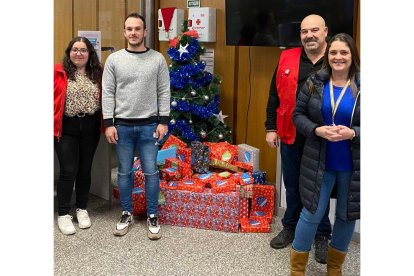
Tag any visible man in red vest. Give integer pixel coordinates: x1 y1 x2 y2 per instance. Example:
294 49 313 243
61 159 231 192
265 14 331 264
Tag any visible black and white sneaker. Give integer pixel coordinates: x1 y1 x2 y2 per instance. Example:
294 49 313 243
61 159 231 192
147 214 161 240
113 211 134 236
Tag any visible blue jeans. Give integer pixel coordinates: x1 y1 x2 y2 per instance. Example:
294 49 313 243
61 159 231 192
280 141 331 237
292 169 356 252
115 123 159 217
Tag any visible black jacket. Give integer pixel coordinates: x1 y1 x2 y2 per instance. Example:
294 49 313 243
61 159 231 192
293 69 360 221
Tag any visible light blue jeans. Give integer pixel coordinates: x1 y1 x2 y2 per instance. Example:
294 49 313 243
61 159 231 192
292 169 356 252
115 123 159 217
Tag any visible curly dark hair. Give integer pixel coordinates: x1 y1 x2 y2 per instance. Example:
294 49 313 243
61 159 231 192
62 36 103 84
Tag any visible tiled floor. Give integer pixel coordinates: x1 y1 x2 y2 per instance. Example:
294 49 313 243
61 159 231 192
54 194 360 275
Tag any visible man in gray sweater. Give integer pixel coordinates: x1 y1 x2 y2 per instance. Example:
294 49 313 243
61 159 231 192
102 13 170 239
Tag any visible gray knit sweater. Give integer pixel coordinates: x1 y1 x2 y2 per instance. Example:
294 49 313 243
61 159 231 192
102 48 170 126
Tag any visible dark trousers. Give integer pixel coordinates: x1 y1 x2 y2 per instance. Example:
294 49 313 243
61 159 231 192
54 113 100 216
280 140 331 237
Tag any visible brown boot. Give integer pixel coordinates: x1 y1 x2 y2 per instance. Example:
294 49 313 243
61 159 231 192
327 246 347 276
290 248 309 276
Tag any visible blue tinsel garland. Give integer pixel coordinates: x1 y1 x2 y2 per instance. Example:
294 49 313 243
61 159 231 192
168 119 200 141
167 38 199 62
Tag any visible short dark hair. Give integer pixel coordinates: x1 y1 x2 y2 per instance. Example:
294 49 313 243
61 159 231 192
125 12 146 29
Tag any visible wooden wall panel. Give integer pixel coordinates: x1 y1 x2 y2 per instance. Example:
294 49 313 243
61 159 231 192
73 0 97 33
99 0 127 62
158 0 236 131
236 46 281 183
126 0 142 14
54 0 73 64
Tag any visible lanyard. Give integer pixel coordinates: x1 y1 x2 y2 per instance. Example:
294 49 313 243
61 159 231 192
330 78 350 126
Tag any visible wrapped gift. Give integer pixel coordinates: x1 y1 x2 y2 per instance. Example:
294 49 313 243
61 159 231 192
239 198 249 219
191 141 210 173
134 169 145 187
165 158 192 179
162 134 187 150
251 185 275 218
217 171 232 179
160 167 181 181
252 171 267 184
239 172 254 185
250 210 273 224
209 159 241 173
231 172 242 185
238 144 260 172
177 179 205 192
233 160 254 172
236 184 253 198
211 179 236 193
132 187 146 215
177 147 192 164
132 158 141 172
160 180 168 190
179 162 192 179
114 186 147 215
157 147 177 165
165 180 180 190
207 142 238 163
240 217 270 233
193 172 218 187
158 189 240 232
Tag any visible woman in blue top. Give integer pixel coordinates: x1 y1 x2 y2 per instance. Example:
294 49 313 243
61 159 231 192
291 33 360 275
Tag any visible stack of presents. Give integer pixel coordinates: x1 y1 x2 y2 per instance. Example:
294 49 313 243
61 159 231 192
113 135 275 233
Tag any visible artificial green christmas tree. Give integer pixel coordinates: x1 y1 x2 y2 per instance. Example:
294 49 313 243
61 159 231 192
165 23 232 144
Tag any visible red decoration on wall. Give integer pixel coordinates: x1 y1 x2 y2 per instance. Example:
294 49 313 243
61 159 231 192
160 7 176 33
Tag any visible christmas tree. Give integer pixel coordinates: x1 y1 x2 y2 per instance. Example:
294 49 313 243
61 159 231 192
165 23 233 144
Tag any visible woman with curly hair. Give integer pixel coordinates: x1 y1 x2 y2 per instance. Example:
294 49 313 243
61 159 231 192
54 37 103 235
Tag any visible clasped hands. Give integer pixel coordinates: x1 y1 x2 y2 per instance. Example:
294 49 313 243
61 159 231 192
315 125 354 142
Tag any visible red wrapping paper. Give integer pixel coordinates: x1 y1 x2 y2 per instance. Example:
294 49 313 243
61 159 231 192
239 198 249 219
211 179 236 193
177 147 192 164
177 179 205 192
161 134 187 150
158 189 240 232
206 142 238 163
233 160 254 172
251 184 275 217
240 217 270 233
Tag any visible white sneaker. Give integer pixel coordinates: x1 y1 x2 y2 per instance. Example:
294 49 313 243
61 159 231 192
76 208 91 229
57 215 76 235
147 214 161 240
113 211 134 236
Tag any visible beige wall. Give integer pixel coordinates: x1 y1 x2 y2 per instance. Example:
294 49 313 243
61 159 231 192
54 0 143 64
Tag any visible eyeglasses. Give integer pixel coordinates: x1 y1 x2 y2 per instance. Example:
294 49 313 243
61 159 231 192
71 48 89 54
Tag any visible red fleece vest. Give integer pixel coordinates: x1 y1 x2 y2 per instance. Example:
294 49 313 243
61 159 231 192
275 47 302 144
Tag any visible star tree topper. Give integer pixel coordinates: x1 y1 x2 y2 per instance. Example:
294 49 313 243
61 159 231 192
214 110 228 124
178 43 189 58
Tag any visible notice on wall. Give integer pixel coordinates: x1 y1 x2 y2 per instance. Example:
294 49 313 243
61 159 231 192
200 48 214 75
187 0 200 8
78 30 102 61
